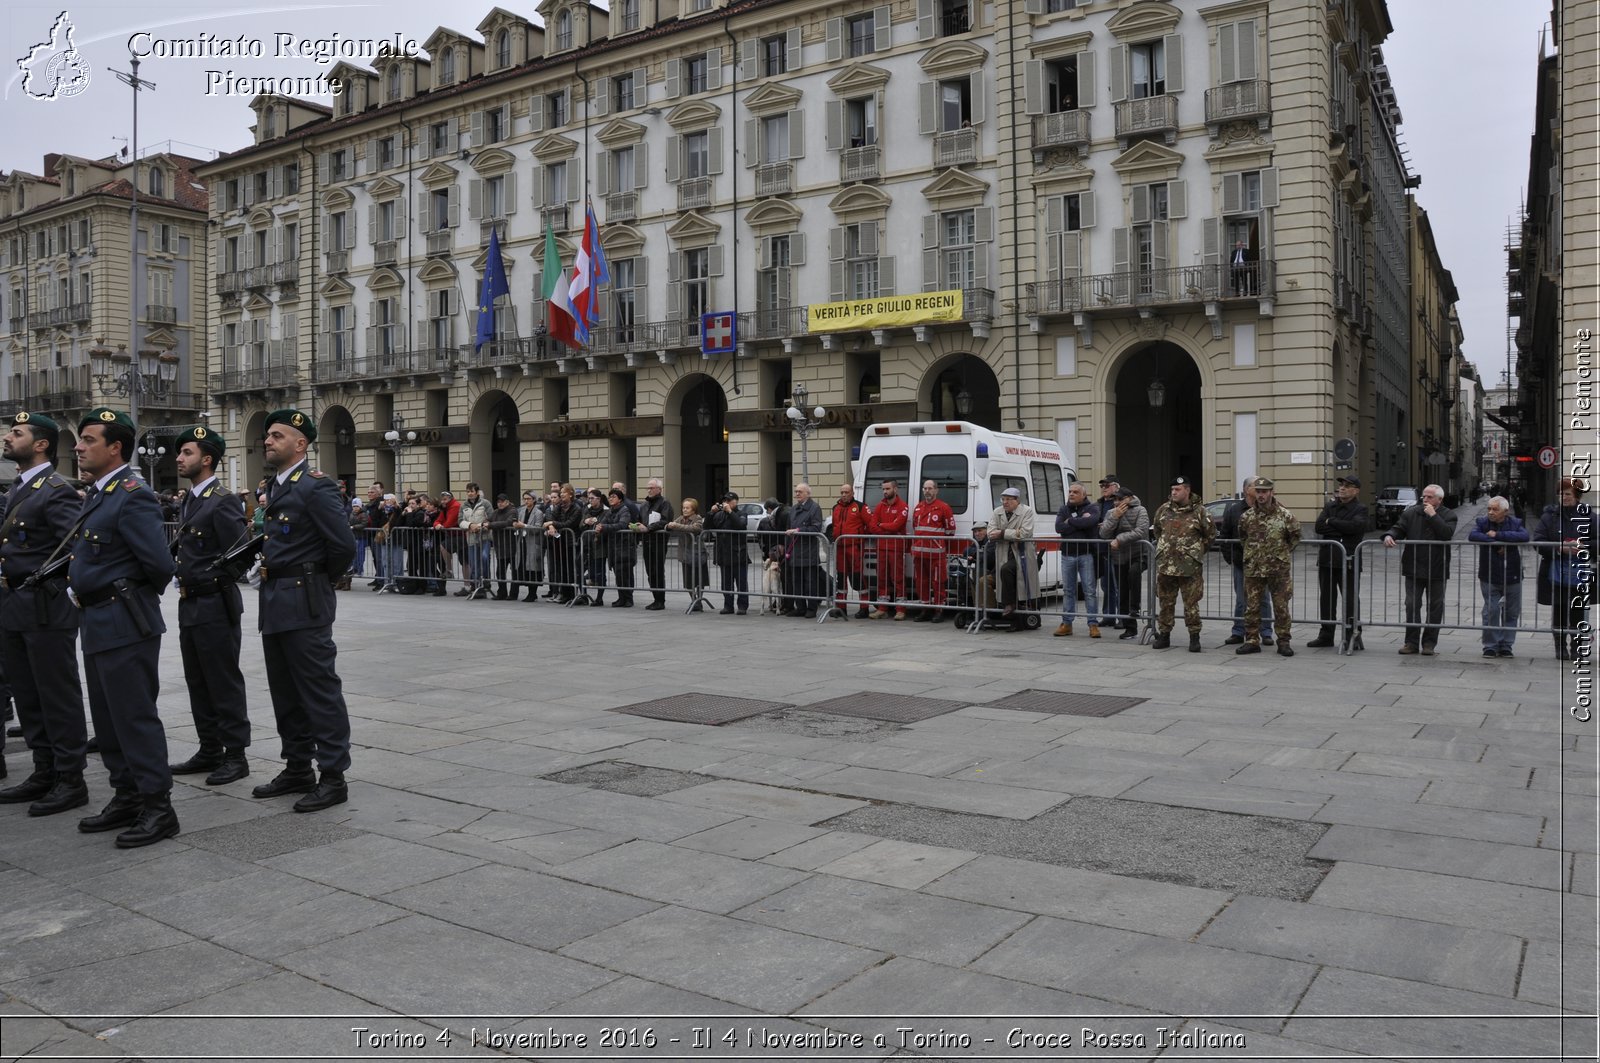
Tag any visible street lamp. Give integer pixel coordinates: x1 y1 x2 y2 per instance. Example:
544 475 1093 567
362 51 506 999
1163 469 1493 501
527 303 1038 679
91 343 180 404
111 49 156 431
383 415 418 497
136 434 166 485
785 382 827 484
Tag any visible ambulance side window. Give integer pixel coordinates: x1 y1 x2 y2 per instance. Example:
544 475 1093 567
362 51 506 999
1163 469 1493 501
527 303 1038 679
921 455 968 513
990 475 1026 511
1031 462 1066 514
862 457 911 507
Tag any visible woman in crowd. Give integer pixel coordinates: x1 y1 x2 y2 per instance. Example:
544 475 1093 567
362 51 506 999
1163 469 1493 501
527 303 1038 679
666 497 708 612
1098 486 1151 639
486 493 519 600
348 499 370 582
578 488 609 606
600 488 637 607
513 490 546 602
542 484 583 604
1535 477 1597 661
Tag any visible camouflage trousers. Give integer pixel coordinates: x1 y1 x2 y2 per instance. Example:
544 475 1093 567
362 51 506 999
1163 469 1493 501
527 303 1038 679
1155 573 1205 634
1243 573 1293 642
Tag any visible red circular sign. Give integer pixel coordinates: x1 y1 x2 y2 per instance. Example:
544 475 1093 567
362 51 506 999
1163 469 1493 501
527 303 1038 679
1537 446 1559 470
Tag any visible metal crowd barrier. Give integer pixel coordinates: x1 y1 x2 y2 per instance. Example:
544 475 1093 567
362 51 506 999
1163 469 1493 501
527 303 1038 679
959 536 1158 638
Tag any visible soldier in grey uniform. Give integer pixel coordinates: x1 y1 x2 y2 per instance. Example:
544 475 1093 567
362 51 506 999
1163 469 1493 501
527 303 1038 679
69 408 179 847
0 412 89 815
168 425 252 785
251 409 356 812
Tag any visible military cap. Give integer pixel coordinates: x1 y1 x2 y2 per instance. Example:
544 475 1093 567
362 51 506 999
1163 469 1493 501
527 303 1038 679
173 424 226 458
8 411 59 434
264 408 316 442
1171 475 1192 488
79 407 135 433
1097 473 1120 486
1337 474 1362 488
1252 476 1275 490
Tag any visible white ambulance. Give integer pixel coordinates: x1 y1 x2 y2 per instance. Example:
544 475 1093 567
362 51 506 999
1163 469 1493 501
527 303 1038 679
852 421 1075 592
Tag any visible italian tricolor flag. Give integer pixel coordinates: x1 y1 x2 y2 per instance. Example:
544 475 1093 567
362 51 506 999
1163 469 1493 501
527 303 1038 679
543 222 580 351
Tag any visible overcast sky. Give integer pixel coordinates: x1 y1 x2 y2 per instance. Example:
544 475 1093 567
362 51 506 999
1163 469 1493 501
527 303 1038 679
1 0 1552 386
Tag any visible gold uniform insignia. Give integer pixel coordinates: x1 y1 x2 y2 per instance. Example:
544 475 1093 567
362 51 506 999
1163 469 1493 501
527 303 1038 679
15 412 29 423
194 426 207 439
290 413 304 427
99 410 116 422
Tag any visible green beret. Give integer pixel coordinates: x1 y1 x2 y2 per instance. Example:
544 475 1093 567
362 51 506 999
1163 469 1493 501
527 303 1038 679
9 411 59 435
173 424 225 457
264 408 316 442
79 407 135 433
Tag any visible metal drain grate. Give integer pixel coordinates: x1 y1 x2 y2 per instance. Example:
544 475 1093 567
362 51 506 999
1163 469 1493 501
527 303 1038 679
799 692 970 724
986 688 1146 717
608 692 792 725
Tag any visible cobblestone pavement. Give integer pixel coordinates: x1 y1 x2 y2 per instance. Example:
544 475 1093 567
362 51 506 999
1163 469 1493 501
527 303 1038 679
0 524 1594 1061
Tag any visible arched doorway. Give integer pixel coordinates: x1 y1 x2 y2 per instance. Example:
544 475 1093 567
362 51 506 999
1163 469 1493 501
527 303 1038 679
243 411 267 489
664 374 728 504
924 354 1002 429
471 390 521 499
1113 341 1202 496
317 406 358 496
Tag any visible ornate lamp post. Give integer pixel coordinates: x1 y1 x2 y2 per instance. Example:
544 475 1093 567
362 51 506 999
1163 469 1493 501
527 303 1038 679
784 382 827 484
383 415 418 497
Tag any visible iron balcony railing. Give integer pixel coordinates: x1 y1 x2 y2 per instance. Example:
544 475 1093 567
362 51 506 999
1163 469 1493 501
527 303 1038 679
210 363 300 393
1024 262 1277 315
933 127 978 168
840 144 881 182
145 304 177 324
605 192 638 222
541 205 572 234
677 177 712 211
1114 94 1179 143
139 389 197 410
28 303 91 329
7 316 25 333
1205 80 1271 128
325 251 350 274
748 305 808 341
374 240 398 266
427 230 454 257
755 162 794 197
1031 110 1090 152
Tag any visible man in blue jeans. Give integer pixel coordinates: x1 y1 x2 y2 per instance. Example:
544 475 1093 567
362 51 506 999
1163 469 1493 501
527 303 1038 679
1054 481 1101 637
1220 476 1272 646
1095 475 1121 626
1468 495 1527 657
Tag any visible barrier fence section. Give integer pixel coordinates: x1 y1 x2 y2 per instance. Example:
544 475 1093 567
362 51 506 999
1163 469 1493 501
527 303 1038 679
959 536 1158 638
1353 537 1573 653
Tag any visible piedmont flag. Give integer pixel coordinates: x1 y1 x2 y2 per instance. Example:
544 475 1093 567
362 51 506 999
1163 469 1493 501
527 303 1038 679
542 221 580 351
474 225 511 351
567 203 611 345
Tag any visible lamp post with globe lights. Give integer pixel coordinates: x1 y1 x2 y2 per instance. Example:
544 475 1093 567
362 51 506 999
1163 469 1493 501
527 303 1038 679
383 416 418 497
785 382 827 484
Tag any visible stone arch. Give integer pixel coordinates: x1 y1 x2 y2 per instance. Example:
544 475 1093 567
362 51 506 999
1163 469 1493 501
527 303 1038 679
1092 332 1210 497
317 404 358 495
469 387 521 499
242 409 268 489
661 370 729 505
918 351 1004 429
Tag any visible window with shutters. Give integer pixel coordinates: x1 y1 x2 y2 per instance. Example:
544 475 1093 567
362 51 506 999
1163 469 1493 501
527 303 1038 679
484 107 507 144
1216 19 1259 85
283 162 300 194
224 236 241 272
1132 183 1168 295
157 224 176 253
78 219 91 249
846 225 879 299
1046 0 1077 11
760 114 790 164
222 179 240 212
846 97 877 147
684 55 708 95
149 167 165 198
1216 167 1276 296
485 175 506 218
611 147 635 194
387 66 401 101
262 107 277 138
377 136 396 170
1130 41 1166 99
79 270 93 305
847 14 877 56
430 188 451 230
618 0 639 32
375 297 399 360
939 78 973 130
761 35 787 76
377 200 398 241
757 235 792 332
439 49 455 85
495 29 511 69
939 0 973 37
252 171 270 201
329 150 349 181
612 258 637 343
430 121 451 155
545 161 569 206
684 248 709 335
284 222 298 261
684 132 710 179
329 305 353 364
941 210 976 290
614 72 636 111
548 90 569 128
427 288 455 350
329 211 351 251
556 11 572 51
1044 57 1078 112
253 229 270 266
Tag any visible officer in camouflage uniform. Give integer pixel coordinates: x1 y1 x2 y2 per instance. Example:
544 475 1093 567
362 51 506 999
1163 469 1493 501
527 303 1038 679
1150 476 1215 652
1237 476 1301 657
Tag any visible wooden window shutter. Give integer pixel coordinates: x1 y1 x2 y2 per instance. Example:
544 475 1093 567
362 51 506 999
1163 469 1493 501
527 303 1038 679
740 39 758 81
786 29 801 72
969 72 986 125
1108 45 1129 104
1167 180 1188 220
593 77 610 117
666 136 682 182
1080 191 1097 229
858 223 879 257
708 245 724 277
567 164 580 203
1045 195 1064 235
1260 167 1279 208
825 18 843 62
745 119 760 167
709 128 725 174
503 173 518 214
368 204 378 242
1112 227 1130 273
1238 20 1258 82
1151 220 1169 274
873 7 892 52
788 109 806 160
1163 35 1185 93
1077 51 1097 109
1024 60 1044 116
527 96 544 134
448 185 461 227
828 227 845 300
469 179 483 220
633 143 649 189
665 59 681 100
706 48 722 91
916 0 936 40
790 232 806 266
1202 216 1223 267
1131 185 1151 224
1222 173 1242 215
594 154 609 196
416 192 430 232
826 100 844 150
470 111 485 148
918 82 938 134
1219 23 1238 85
877 256 896 294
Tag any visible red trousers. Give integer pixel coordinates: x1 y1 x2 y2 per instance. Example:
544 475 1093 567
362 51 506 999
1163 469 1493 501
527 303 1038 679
914 551 947 607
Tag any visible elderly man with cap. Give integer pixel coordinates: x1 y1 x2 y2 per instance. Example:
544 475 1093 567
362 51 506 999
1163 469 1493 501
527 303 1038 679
1237 476 1301 656
1310 474 1369 652
69 408 179 846
252 409 357 812
1150 476 1215 652
168 424 252 785
1095 474 1123 629
987 486 1037 628
0 412 88 814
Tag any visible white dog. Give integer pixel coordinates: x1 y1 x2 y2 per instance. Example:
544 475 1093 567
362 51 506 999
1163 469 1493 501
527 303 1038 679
761 547 784 613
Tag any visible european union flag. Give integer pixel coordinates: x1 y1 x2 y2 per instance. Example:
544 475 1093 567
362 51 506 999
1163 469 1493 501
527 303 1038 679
474 225 511 351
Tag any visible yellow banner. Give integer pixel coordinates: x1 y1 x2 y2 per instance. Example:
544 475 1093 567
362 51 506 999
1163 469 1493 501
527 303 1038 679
807 290 964 334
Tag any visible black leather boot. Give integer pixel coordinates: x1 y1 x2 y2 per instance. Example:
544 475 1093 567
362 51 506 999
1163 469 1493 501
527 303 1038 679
115 792 180 848
0 760 53 803
293 770 348 813
1151 632 1171 649
78 789 142 833
29 771 89 817
1189 632 1202 653
251 763 317 798
170 747 224 774
205 750 250 785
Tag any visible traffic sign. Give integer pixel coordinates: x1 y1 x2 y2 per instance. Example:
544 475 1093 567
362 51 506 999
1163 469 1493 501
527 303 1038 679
701 312 737 355
1537 445 1558 470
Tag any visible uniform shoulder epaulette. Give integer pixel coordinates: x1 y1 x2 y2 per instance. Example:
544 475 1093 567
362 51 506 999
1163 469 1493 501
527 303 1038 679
122 478 141 491
308 469 326 479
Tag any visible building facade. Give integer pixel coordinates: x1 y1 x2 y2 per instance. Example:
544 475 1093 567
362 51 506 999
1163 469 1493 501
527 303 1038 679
193 0 1420 515
0 153 210 483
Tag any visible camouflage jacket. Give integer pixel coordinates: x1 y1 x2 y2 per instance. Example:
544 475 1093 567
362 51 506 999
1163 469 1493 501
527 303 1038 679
1239 500 1301 576
1152 497 1216 578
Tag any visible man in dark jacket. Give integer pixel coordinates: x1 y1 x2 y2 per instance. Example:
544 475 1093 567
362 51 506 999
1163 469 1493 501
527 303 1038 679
1467 495 1529 657
636 478 675 610
1309 475 1369 651
1219 477 1271 646
1383 483 1458 655
1053 482 1101 637
705 491 752 615
786 483 825 618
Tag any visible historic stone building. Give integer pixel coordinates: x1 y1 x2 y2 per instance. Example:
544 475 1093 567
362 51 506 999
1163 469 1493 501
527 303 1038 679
193 0 1429 514
0 152 210 483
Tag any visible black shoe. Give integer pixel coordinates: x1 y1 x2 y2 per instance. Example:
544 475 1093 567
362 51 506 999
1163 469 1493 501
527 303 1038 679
1483 648 1500 658
115 793 180 848
855 608 871 619
205 752 250 785
912 611 931 623
78 789 142 833
1499 648 1515 658
645 602 665 611
616 600 635 609
1118 628 1138 640
1189 633 1202 653
0 769 54 803
85 736 100 754
589 597 605 607
452 587 472 597
170 749 224 775
368 580 382 590
431 588 447 597
1261 637 1274 647
1277 641 1295 657
1306 636 1336 649
293 771 348 813
1222 635 1245 646
29 772 88 817
736 608 748 615
805 609 818 619
1235 642 1262 655
1151 632 1171 649
252 765 317 799
720 606 735 614
5 725 21 738
926 611 946 624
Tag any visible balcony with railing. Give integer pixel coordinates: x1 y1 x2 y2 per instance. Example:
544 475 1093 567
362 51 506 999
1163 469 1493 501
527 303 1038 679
145 304 177 324
140 388 198 410
326 250 352 275
1204 79 1272 135
747 305 808 343
1024 262 1277 318
677 177 712 212
210 354 301 396
7 316 24 333
479 221 508 247
541 205 572 234
755 162 794 197
1114 94 1179 147
374 240 398 266
840 144 881 183
933 127 978 168
605 192 638 222
1031 110 1090 156
28 303 91 329
24 366 92 412
426 230 453 257
273 261 299 285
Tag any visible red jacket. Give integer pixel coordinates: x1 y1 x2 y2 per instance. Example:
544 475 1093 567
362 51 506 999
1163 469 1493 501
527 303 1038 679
911 499 957 554
432 498 461 530
830 498 875 565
